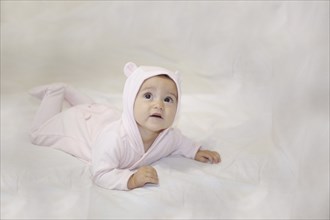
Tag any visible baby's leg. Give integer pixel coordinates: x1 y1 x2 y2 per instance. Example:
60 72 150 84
29 83 94 106
30 83 95 132
65 85 94 106
30 84 65 132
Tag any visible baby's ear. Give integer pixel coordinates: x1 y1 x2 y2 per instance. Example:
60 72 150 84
123 62 138 77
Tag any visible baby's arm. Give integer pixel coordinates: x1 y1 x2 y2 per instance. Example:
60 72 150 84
127 166 159 190
195 149 221 164
92 129 136 190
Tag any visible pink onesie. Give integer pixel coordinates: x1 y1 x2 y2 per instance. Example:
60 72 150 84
30 62 201 190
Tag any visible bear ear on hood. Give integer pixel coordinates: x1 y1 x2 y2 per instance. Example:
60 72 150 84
123 62 138 77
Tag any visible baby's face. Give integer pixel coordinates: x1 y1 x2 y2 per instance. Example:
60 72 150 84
134 75 178 135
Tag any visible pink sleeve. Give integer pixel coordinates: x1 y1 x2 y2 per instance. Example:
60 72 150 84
170 129 201 159
91 128 134 191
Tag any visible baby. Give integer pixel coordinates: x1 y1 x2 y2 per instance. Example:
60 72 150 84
29 62 221 190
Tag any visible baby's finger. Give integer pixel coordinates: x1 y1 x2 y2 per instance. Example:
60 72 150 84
211 152 220 163
200 155 211 163
208 152 219 162
145 168 158 177
146 175 159 184
216 153 221 163
216 152 221 163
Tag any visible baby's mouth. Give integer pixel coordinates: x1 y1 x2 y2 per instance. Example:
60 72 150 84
150 113 163 119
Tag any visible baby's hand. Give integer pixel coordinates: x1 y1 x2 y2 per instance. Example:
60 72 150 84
127 166 159 189
195 149 221 164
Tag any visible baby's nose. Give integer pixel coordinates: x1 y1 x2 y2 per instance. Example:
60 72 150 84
153 100 164 110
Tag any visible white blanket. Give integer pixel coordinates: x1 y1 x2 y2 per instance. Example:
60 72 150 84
1 1 328 219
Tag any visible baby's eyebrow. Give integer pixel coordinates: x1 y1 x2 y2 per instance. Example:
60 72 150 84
168 92 178 99
140 87 155 92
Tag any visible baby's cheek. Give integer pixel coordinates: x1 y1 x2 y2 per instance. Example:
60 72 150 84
169 111 177 123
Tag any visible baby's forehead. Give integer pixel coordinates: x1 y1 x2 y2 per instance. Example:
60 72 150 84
139 75 178 94
141 75 176 86
147 74 172 81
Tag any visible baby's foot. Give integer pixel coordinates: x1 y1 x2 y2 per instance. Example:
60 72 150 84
29 83 66 99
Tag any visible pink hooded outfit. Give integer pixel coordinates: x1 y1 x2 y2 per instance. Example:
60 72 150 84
29 62 201 190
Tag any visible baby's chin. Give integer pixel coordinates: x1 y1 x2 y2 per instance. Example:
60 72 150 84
150 126 172 134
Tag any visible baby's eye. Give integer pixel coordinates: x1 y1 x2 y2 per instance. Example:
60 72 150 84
164 96 174 103
143 92 152 99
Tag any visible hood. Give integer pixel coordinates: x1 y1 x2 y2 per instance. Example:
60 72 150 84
121 62 181 154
